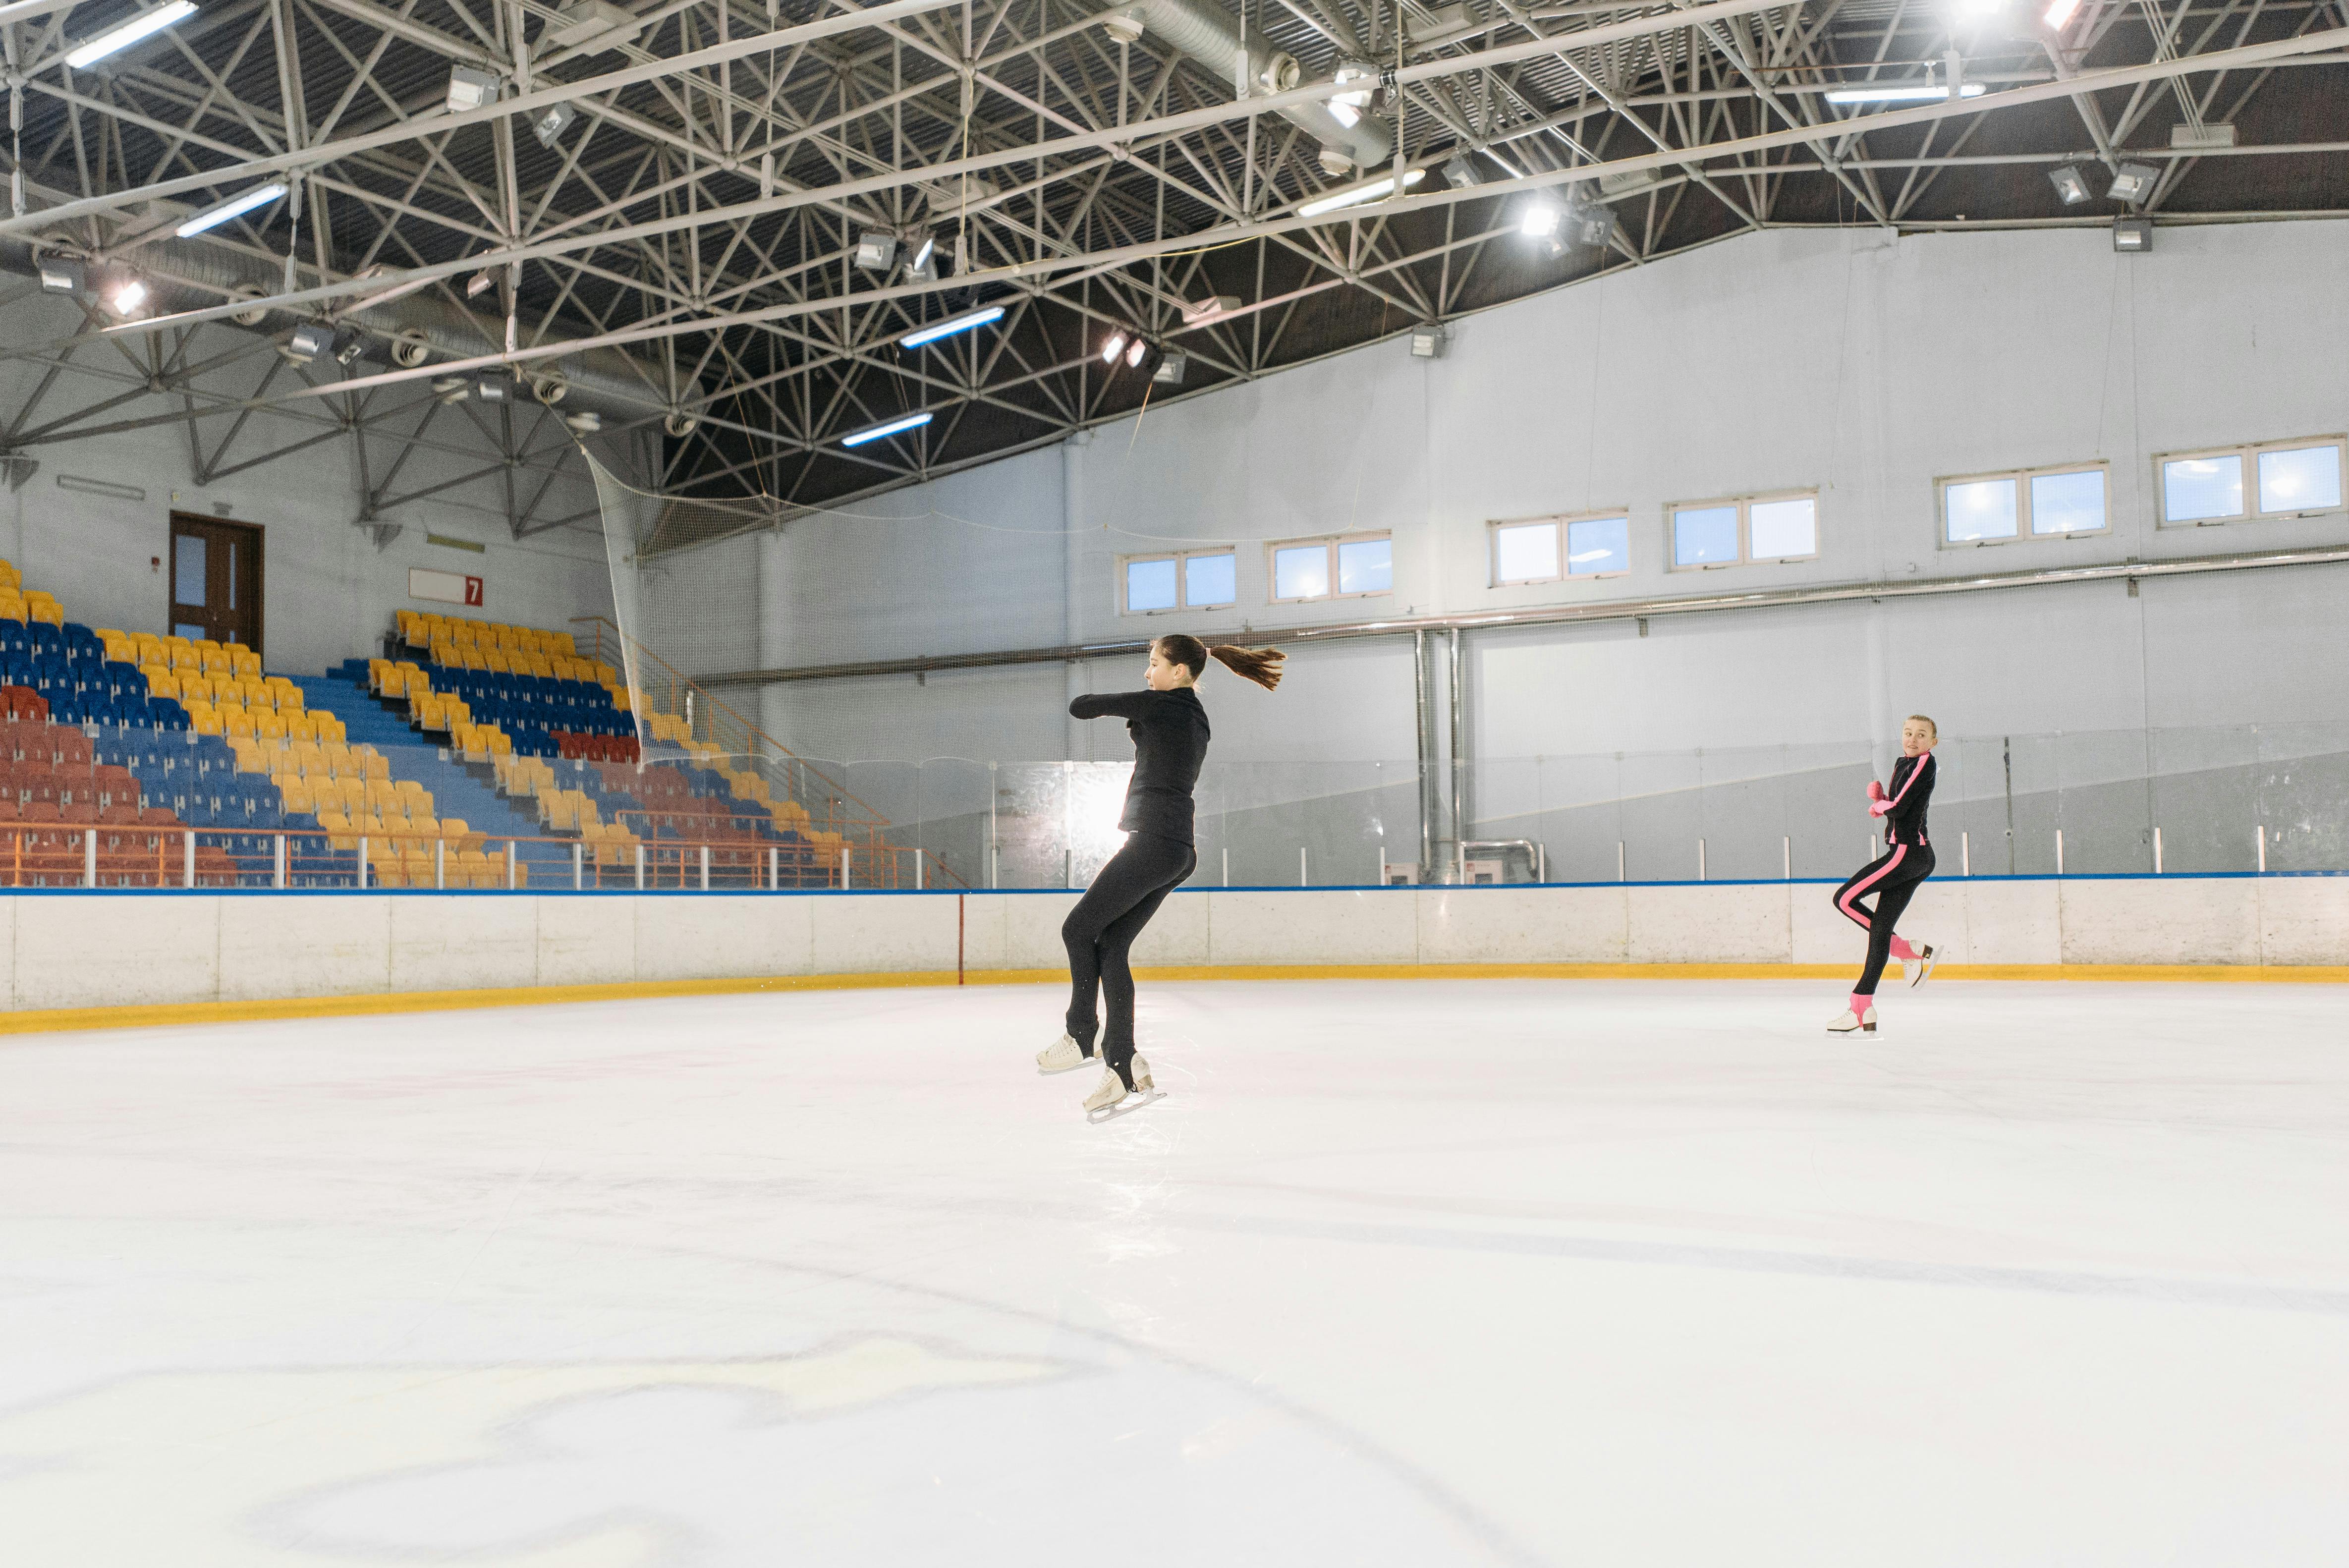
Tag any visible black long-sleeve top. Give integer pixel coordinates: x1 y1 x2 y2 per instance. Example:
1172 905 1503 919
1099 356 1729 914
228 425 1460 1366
1880 752 1936 847
1068 687 1211 844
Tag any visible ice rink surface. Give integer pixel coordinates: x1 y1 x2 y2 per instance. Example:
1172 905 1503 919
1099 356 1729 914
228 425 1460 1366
3 977 2348 1567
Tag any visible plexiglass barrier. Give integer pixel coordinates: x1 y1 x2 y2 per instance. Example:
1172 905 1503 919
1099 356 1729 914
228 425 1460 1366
8 720 2347 889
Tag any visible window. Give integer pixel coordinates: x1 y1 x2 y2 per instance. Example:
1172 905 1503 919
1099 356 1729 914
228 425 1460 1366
2158 436 2346 526
1119 548 1238 614
1267 531 1392 603
1937 462 2109 545
1667 491 1818 569
1489 512 1631 586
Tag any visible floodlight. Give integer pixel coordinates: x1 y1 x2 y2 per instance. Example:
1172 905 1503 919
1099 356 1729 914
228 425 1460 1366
447 66 500 113
433 376 471 404
65 0 196 69
2047 163 2093 205
1100 329 1130 365
1124 336 1150 370
1443 150 1485 189
531 101 576 149
1568 201 1617 250
110 278 149 316
898 304 1005 350
2106 162 2158 202
1152 352 1187 386
840 410 932 447
853 231 897 271
37 257 84 294
475 377 511 403
2113 217 2151 252
335 333 366 365
466 268 496 298
283 321 334 361
1518 198 1562 237
1409 325 1447 359
1295 168 1424 218
1825 82 1986 104
2042 0 2080 24
907 232 936 273
174 182 285 239
564 410 602 434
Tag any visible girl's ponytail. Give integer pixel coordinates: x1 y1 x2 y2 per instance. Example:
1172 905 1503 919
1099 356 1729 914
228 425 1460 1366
1208 644 1286 691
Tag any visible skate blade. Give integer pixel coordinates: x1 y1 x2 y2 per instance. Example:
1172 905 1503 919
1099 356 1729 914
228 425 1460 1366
1086 1088 1166 1123
1910 956 1937 988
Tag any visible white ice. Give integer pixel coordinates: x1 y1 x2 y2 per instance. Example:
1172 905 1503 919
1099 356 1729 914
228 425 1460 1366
3 978 2348 1566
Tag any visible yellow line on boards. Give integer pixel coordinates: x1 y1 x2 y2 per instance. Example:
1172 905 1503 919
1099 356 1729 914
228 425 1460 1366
3 960 2348 1038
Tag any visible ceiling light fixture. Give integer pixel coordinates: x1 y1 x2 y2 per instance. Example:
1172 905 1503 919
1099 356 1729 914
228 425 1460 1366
1443 150 1486 189
2106 162 2159 202
907 232 936 273
65 0 196 69
173 181 286 239
841 410 933 447
531 101 576 149
2043 0 2081 24
1295 168 1425 218
37 257 84 294
1124 336 1150 369
1825 82 1986 104
282 321 334 361
1152 352 1187 386
1518 198 1562 237
446 65 500 112
853 231 897 272
1100 329 1130 365
2047 163 2093 205
898 303 1005 350
1326 61 1378 129
2113 216 2152 252
110 278 149 316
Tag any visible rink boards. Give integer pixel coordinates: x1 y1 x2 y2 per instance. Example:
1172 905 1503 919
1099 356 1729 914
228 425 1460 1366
4 874 2349 1026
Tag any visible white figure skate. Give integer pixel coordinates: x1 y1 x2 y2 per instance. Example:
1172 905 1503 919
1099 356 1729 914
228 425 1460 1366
1827 1004 1879 1035
1083 1054 1165 1122
1036 1033 1091 1074
1907 943 1938 988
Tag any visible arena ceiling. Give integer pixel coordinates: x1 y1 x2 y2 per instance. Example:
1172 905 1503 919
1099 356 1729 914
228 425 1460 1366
0 0 2340 543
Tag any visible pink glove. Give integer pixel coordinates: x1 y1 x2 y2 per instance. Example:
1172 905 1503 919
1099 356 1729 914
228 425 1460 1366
1867 780 1885 803
1869 800 1893 817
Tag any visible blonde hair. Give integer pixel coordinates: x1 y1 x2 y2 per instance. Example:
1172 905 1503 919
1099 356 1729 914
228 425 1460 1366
1907 713 1938 739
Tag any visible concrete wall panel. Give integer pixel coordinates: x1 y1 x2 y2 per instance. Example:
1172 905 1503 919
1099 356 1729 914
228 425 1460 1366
219 895 391 1001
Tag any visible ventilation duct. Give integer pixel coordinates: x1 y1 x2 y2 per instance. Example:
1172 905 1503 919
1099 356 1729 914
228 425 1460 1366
0 234 681 420
1097 0 1393 173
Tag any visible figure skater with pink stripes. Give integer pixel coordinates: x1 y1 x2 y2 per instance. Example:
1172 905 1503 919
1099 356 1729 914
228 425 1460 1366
1829 714 1940 1034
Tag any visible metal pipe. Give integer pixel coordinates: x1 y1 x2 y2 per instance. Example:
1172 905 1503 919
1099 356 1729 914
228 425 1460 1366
697 542 2349 689
1448 626 1464 882
1412 628 1431 879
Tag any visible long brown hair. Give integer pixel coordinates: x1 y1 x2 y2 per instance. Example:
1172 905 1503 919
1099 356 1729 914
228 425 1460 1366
1156 634 1285 691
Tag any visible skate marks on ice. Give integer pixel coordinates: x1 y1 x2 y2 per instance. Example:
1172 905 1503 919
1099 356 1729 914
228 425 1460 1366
0 1329 1524 1566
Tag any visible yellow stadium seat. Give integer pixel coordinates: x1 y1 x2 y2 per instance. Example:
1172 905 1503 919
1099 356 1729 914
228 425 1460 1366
355 749 388 781
540 791 577 831
0 558 17 589
229 649 261 678
197 647 229 673
223 710 256 738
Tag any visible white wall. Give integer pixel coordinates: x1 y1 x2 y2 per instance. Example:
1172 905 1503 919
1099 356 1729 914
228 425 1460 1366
5 877 2345 1014
0 294 614 676
697 220 2349 769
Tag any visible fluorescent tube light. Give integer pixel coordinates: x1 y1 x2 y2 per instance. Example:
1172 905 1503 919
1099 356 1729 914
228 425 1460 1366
1296 168 1424 218
65 0 195 68
841 411 932 447
174 182 285 239
1825 82 1986 104
898 304 1005 350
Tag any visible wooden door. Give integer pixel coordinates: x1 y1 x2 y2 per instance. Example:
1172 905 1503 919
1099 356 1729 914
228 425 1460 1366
168 514 264 653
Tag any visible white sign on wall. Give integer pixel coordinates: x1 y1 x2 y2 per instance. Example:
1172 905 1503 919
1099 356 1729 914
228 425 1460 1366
409 567 484 607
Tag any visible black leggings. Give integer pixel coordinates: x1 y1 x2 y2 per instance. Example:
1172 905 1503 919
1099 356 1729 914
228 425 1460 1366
1833 840 1936 996
1063 832 1195 1087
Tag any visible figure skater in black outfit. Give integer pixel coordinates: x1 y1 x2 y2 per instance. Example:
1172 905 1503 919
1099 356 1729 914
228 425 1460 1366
1829 714 1940 1034
1036 634 1285 1119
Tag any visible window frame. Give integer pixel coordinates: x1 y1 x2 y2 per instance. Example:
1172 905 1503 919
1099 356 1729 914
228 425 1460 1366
1663 489 1820 572
1116 545 1241 615
2156 435 2349 528
1265 529 1395 604
1936 460 2113 548
1487 509 1632 587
